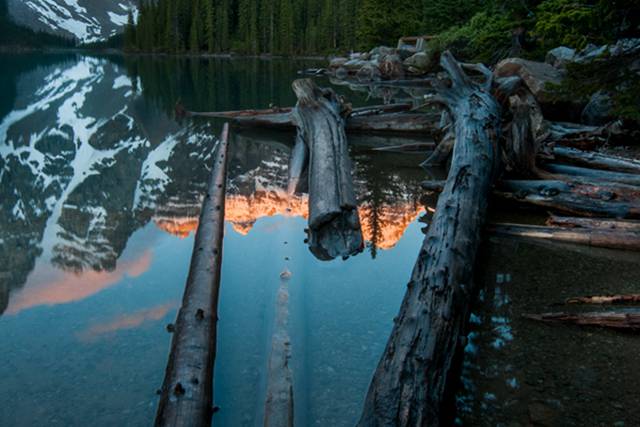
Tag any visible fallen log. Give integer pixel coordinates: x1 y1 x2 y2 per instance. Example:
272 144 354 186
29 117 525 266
496 180 640 219
552 146 640 175
371 142 436 153
155 124 230 427
547 215 640 231
523 312 640 331
489 223 640 251
358 51 501 426
543 163 640 187
184 103 438 134
566 295 640 305
264 278 295 427
291 79 364 261
422 179 640 218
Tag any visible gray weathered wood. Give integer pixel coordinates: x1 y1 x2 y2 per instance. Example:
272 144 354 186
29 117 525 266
358 51 501 427
292 79 364 261
155 124 230 427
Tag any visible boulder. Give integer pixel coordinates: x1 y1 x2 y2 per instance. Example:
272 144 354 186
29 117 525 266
356 63 381 82
369 46 396 59
495 58 564 102
545 46 576 69
403 52 434 74
581 91 614 126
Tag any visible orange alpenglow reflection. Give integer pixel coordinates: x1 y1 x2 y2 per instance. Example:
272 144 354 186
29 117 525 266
155 191 423 250
6 250 153 315
77 302 176 342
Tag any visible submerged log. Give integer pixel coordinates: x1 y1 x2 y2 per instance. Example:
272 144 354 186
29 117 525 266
264 278 295 427
524 312 640 331
358 51 501 426
291 79 364 261
566 295 640 305
489 223 640 251
287 134 309 195
155 124 230 427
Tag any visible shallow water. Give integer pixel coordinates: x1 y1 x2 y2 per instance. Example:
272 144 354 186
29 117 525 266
0 53 638 427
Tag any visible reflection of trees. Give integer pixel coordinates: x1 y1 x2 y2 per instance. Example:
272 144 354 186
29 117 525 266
352 148 424 259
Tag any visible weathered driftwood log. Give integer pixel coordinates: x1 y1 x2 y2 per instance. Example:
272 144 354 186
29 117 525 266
566 295 640 305
547 215 640 231
552 146 640 174
155 124 230 427
264 279 294 427
186 103 439 135
292 79 364 261
421 111 455 167
358 51 501 427
524 312 640 331
543 163 640 187
496 180 640 219
489 223 640 251
422 179 640 219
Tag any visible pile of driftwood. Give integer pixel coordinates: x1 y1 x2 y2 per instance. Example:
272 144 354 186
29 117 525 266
163 38 640 425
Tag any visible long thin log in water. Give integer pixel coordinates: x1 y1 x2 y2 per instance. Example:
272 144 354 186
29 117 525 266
496 180 640 219
185 103 439 135
543 163 640 187
547 215 640 231
524 312 640 331
155 124 230 427
489 223 640 251
372 142 436 153
264 278 294 427
292 79 364 261
358 51 501 427
566 295 640 305
422 179 640 219
552 146 640 175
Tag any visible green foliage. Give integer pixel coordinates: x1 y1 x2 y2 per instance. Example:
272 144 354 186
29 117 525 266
549 58 640 121
431 12 514 63
533 0 602 50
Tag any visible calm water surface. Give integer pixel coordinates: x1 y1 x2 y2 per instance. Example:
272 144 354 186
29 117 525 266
0 53 638 427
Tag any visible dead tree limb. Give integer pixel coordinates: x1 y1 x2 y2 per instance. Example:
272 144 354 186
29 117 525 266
566 295 640 305
358 51 501 427
292 79 364 261
524 312 640 331
155 124 230 427
543 163 640 187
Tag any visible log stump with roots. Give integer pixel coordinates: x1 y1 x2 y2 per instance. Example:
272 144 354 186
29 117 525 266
357 51 501 427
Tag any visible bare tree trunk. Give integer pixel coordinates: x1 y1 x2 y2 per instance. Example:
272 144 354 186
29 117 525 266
292 79 364 261
547 215 640 231
358 51 501 427
155 124 230 427
552 146 640 174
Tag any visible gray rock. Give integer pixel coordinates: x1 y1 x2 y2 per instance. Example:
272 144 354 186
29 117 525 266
379 54 404 80
545 46 576 69
329 57 348 69
495 58 564 102
403 52 434 74
582 91 614 126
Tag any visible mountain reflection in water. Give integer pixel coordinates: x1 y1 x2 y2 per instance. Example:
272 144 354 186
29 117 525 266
0 54 428 427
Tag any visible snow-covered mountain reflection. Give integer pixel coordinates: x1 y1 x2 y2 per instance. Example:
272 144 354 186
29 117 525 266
0 55 426 316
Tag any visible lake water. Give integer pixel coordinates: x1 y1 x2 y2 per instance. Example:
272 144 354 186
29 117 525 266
1 53 639 427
